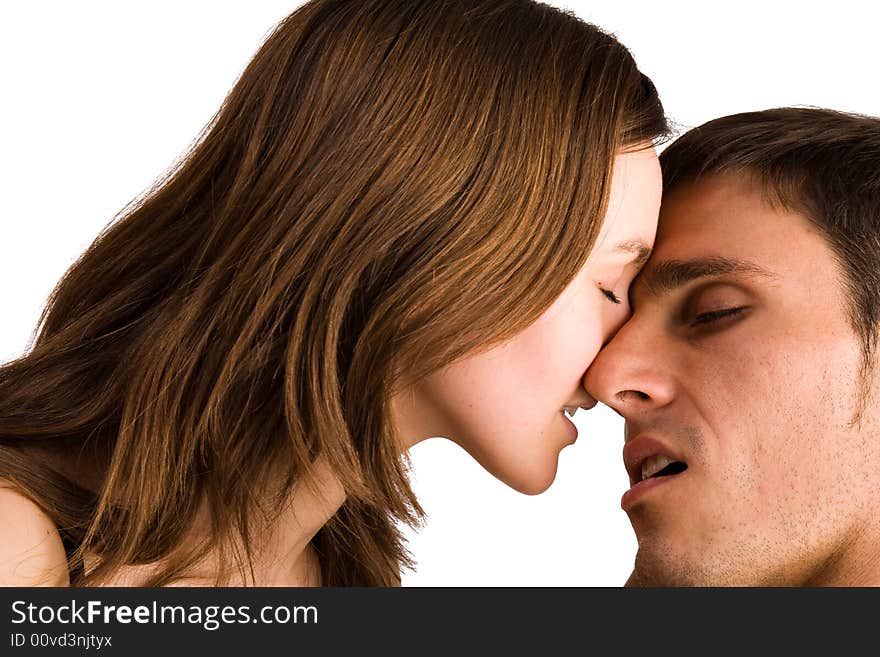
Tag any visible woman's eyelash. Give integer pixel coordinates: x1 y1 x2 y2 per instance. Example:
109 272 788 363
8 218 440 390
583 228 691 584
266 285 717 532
601 288 621 304
691 306 747 326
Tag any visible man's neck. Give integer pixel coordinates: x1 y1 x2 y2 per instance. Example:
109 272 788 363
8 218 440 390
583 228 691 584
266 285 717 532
803 521 880 586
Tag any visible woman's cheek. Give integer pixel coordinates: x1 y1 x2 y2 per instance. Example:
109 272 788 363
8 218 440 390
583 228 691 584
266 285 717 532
560 310 607 373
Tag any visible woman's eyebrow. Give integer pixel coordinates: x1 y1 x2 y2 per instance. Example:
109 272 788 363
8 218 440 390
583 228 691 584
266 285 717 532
638 255 778 297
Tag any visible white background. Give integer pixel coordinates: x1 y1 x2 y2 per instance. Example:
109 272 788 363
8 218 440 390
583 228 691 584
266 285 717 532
1 1 878 585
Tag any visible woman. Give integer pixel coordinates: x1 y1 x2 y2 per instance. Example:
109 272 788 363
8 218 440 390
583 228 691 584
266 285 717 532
0 0 667 586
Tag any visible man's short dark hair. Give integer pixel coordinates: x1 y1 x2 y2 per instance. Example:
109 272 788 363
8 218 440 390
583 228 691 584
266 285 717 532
660 108 880 392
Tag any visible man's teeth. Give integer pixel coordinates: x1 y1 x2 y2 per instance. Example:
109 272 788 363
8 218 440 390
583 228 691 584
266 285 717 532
641 454 674 481
562 407 577 419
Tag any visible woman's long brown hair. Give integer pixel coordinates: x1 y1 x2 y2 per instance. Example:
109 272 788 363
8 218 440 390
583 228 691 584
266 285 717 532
0 0 668 585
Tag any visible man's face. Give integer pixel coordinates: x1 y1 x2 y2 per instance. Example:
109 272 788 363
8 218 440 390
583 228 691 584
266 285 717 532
584 172 880 586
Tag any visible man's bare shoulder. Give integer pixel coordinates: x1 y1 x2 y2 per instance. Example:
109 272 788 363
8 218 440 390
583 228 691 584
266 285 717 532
0 482 70 586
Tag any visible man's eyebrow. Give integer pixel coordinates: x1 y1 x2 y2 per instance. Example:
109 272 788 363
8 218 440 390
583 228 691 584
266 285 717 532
615 240 653 267
640 256 778 297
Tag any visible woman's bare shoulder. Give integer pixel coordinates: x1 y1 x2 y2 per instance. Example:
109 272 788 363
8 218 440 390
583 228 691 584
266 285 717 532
0 481 70 586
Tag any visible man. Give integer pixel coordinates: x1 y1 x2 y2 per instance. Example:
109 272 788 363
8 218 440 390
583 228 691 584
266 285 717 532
584 108 880 586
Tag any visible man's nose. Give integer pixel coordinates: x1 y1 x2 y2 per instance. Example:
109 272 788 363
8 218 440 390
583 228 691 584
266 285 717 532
583 317 676 417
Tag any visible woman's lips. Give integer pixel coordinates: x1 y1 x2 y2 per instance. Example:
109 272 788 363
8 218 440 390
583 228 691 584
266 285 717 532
560 411 578 443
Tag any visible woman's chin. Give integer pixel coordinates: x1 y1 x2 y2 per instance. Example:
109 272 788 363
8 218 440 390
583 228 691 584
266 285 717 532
451 436 563 495
497 455 561 496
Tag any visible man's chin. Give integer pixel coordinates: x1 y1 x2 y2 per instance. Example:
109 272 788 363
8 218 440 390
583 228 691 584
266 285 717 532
624 566 672 587
624 550 708 587
624 569 682 587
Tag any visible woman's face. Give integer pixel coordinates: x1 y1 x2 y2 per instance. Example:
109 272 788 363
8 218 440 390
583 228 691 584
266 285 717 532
392 146 662 494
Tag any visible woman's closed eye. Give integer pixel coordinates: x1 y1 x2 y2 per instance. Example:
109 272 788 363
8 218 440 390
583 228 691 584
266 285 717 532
601 287 622 304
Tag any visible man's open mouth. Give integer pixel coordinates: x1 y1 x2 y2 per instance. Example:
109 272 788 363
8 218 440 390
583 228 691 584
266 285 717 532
623 435 689 488
638 454 688 483
621 435 690 509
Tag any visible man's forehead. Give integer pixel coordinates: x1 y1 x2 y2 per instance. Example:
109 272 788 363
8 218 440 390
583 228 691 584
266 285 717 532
631 176 792 300
655 173 768 238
